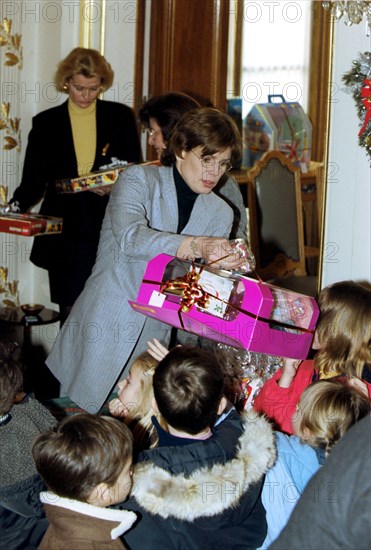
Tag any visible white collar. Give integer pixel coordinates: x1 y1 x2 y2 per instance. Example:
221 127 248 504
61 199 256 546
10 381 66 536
40 491 136 540
0 412 11 426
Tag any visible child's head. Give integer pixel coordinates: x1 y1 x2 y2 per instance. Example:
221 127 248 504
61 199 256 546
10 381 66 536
0 342 23 415
153 346 224 435
32 413 133 507
314 280 371 378
292 379 370 455
117 351 158 419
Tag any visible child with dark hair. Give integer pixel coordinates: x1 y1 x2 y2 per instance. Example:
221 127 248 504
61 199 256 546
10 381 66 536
120 346 276 550
153 346 225 436
147 337 247 412
0 342 57 550
32 413 136 549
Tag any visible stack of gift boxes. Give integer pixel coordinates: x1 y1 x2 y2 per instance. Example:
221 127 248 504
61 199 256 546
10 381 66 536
0 212 63 237
55 165 129 193
242 95 312 172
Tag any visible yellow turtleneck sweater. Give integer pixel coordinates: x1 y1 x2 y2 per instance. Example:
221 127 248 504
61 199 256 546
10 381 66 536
68 99 97 176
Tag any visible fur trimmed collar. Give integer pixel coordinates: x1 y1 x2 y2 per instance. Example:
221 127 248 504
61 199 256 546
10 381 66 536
40 492 136 539
132 411 276 520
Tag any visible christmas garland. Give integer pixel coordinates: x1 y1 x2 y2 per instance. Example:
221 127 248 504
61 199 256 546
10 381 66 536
342 51 371 162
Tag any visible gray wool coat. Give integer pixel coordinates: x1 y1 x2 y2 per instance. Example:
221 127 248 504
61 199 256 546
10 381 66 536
46 164 234 412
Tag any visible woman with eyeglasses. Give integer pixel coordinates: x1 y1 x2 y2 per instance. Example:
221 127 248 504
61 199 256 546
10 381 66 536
46 107 247 413
10 48 141 324
139 92 247 240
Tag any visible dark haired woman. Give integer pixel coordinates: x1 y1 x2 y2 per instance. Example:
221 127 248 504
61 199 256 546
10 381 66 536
139 92 247 240
47 108 247 412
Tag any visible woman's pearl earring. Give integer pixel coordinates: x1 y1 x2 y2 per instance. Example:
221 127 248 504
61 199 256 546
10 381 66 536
63 83 68 91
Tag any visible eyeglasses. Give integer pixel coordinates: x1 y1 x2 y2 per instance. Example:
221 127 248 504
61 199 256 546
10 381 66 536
69 82 101 95
191 150 232 173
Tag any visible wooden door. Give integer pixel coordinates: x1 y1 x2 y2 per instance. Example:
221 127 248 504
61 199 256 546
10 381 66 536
148 0 229 109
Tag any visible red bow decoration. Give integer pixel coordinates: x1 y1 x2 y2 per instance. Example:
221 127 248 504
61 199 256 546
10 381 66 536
280 106 301 164
160 263 210 313
359 78 371 137
282 139 300 163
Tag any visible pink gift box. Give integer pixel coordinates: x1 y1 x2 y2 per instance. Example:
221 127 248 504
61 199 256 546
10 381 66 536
129 254 319 359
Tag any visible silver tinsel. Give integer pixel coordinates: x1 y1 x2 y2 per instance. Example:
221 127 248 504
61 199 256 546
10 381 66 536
201 340 282 409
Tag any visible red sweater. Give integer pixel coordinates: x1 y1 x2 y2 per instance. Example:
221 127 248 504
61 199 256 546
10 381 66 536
253 360 315 435
254 360 371 435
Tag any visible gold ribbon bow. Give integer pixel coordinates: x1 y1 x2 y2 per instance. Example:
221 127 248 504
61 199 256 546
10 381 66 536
160 263 210 313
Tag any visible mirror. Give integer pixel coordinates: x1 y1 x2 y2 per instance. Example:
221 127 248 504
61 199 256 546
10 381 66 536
227 1 334 290
251 155 306 277
247 150 319 297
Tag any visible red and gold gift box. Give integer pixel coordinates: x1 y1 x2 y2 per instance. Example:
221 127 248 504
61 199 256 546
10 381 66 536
55 161 161 194
55 166 128 193
0 213 63 236
129 254 320 360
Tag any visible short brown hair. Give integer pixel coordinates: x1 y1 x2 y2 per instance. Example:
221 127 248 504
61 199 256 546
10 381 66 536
54 47 114 92
139 92 201 166
153 346 224 434
0 359 23 415
139 92 200 140
314 280 371 378
32 414 132 501
0 342 23 415
296 379 370 455
167 107 242 167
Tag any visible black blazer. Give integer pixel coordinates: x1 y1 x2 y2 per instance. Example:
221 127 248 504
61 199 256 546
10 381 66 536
11 99 142 299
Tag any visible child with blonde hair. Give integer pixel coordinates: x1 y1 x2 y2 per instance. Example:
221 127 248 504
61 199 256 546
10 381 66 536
254 280 371 433
260 378 370 549
108 351 163 454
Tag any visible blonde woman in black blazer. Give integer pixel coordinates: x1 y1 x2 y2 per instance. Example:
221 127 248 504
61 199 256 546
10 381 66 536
11 48 141 323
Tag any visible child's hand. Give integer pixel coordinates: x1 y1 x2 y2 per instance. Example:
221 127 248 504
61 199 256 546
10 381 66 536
348 377 369 398
147 338 169 361
108 397 127 418
278 358 302 388
13 391 27 404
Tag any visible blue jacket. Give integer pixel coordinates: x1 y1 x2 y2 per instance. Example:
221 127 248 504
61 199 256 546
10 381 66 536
259 431 322 549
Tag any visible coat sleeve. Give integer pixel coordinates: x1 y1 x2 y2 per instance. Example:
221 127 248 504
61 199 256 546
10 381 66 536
10 116 49 211
24 399 58 430
215 175 247 240
108 165 186 260
97 102 142 166
107 164 234 262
